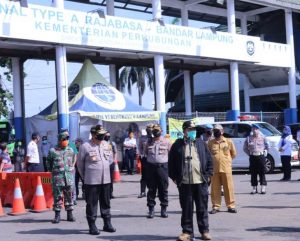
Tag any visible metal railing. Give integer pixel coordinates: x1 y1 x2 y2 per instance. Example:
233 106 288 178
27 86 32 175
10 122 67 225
167 112 284 127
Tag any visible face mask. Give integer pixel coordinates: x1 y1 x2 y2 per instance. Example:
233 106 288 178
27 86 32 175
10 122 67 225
213 130 222 138
104 136 110 141
96 134 105 141
60 140 69 148
17 142 22 146
187 130 197 140
206 130 212 135
152 129 161 138
42 140 47 145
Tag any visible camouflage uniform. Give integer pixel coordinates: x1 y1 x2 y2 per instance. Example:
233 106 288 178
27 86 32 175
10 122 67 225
47 145 75 211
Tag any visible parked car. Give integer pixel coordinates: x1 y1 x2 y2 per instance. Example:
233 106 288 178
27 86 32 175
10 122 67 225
198 121 299 173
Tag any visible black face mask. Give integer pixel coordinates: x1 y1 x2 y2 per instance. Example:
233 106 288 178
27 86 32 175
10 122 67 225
104 136 110 141
206 130 212 135
96 134 105 141
152 129 161 138
213 130 222 138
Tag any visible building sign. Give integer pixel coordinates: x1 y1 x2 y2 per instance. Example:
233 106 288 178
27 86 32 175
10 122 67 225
0 1 292 66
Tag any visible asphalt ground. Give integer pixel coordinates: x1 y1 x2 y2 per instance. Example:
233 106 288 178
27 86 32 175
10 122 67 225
1 169 300 241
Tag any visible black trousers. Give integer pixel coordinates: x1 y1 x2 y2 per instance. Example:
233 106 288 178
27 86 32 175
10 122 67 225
85 184 111 222
140 157 148 193
249 155 267 186
147 162 168 208
125 149 136 174
178 183 209 235
281 155 291 180
43 157 48 172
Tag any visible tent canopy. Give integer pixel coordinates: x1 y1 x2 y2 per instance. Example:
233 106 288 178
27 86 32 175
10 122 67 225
39 59 159 122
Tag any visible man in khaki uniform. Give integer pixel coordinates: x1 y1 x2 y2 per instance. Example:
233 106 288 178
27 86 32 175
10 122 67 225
145 124 171 218
208 124 237 214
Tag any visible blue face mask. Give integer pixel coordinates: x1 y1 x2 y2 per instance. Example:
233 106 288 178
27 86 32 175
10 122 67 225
42 140 47 145
187 130 197 140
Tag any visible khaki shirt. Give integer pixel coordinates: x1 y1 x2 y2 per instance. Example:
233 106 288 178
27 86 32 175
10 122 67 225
146 137 172 164
77 140 112 185
182 141 203 184
208 136 236 174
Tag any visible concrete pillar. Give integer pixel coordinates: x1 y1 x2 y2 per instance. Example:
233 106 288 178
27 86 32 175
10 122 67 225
244 78 251 112
181 7 192 115
53 0 69 131
241 15 247 35
226 0 240 121
107 0 117 87
284 9 297 124
12 58 23 140
152 0 166 134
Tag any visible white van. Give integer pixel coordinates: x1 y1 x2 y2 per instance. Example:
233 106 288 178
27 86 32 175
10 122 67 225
205 121 299 173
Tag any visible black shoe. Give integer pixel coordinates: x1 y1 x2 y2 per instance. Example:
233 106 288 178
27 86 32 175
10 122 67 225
147 207 154 218
103 219 116 233
89 222 100 235
52 211 60 224
161 207 168 218
228 208 237 213
138 192 146 198
209 209 220 214
73 200 77 205
67 211 76 222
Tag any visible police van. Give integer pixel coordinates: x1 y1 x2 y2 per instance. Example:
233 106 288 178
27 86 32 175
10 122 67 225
199 121 299 174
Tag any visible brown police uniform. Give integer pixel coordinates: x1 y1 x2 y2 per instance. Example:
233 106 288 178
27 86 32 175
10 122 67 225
208 136 237 210
146 135 172 213
77 137 114 233
243 133 268 188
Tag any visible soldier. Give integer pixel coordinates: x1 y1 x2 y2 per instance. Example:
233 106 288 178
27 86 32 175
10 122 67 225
243 124 269 194
145 124 171 218
77 127 116 235
208 124 237 214
137 125 153 198
47 132 76 224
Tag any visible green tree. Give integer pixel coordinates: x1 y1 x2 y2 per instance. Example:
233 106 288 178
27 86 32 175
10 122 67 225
0 57 13 118
119 66 154 106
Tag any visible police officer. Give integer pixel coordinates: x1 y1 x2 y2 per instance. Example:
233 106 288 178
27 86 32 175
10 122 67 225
208 124 237 214
145 124 171 218
137 125 153 198
243 124 269 194
47 132 76 224
77 127 116 235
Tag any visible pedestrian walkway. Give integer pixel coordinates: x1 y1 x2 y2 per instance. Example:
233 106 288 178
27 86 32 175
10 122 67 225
1 170 300 241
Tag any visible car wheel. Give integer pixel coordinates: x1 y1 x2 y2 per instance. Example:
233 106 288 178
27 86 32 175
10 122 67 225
265 155 275 174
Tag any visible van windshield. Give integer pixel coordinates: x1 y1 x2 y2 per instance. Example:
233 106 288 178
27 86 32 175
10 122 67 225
256 123 281 136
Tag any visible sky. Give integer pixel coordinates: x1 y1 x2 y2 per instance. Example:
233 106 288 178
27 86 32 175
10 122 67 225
1 0 218 118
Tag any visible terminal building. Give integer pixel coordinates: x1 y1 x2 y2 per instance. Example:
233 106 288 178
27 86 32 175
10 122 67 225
0 0 299 139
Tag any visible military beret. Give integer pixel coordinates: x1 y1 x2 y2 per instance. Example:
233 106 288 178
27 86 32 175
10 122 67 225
182 120 196 130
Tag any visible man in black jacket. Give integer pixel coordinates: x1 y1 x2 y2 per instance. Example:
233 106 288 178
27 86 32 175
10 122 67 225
169 120 213 241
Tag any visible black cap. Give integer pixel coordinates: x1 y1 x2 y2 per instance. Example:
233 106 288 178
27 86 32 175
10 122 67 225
42 136 47 141
182 120 196 130
59 128 69 134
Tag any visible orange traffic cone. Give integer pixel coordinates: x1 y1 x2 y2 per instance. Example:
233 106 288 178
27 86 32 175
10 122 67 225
8 178 27 216
0 197 6 217
31 176 49 213
113 159 121 182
